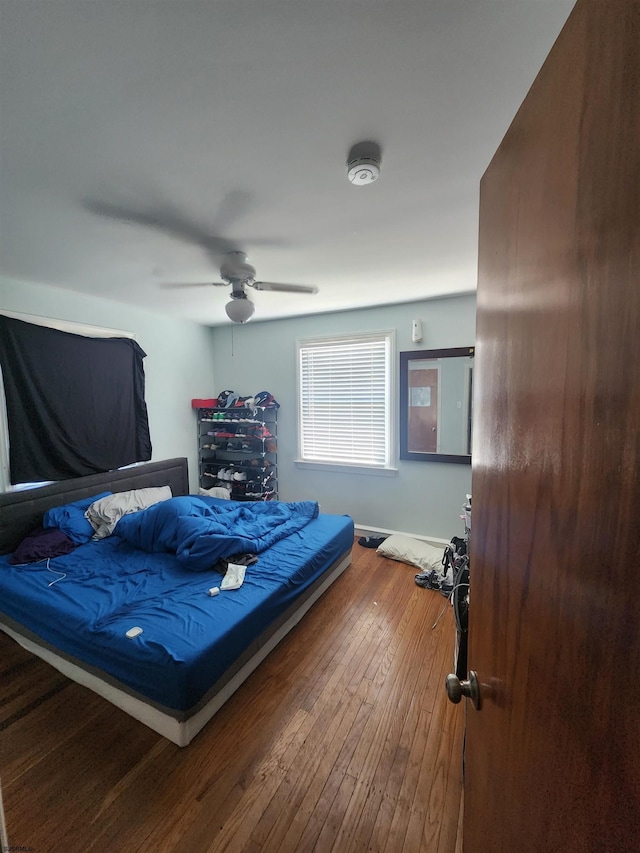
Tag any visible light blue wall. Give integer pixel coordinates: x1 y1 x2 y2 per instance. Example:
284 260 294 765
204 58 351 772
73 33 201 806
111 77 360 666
210 293 476 540
1 278 476 538
0 277 216 492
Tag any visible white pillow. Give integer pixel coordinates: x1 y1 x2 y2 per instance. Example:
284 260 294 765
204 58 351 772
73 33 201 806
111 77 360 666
198 486 231 499
85 486 172 538
376 534 443 572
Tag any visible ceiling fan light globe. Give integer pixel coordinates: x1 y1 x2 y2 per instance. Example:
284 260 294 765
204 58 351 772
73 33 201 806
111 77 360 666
225 298 255 324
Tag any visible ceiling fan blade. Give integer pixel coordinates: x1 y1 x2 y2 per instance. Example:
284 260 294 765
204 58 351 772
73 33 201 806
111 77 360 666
84 196 287 259
159 281 228 289
250 281 318 294
83 199 237 256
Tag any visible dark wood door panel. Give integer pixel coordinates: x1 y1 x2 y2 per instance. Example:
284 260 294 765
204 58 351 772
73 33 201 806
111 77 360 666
408 367 438 453
465 1 640 850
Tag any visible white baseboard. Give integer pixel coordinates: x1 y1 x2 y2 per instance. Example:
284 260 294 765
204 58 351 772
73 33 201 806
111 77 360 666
353 523 450 550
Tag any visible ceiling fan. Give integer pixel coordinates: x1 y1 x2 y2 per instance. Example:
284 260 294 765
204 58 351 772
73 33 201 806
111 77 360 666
83 197 317 323
166 251 318 323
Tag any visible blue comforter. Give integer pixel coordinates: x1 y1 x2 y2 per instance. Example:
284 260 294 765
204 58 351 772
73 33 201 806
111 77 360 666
114 496 320 571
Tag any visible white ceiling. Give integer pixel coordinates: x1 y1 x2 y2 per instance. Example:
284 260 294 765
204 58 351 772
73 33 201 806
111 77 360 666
0 0 575 327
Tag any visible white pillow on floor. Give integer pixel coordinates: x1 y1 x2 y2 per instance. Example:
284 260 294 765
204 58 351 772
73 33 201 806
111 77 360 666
377 534 443 572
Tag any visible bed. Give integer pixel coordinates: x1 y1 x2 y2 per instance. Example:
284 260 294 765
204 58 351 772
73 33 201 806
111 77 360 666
0 458 353 746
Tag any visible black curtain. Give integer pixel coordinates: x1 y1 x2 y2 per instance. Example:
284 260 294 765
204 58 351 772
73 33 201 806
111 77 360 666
0 316 152 484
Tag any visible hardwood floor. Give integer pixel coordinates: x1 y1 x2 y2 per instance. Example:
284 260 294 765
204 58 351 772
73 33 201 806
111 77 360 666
0 539 464 852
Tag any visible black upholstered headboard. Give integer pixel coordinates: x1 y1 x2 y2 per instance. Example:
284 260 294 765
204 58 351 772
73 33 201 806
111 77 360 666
0 457 189 554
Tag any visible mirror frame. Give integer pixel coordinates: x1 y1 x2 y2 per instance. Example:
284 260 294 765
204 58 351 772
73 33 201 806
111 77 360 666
399 346 474 464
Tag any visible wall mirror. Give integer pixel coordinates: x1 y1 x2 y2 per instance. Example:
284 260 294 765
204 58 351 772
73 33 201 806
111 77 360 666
399 346 474 464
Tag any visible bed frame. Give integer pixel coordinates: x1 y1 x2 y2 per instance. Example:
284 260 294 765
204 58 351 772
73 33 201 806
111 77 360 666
0 458 352 746
0 457 190 555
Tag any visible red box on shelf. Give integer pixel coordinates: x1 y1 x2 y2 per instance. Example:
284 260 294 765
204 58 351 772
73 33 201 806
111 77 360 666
191 398 217 408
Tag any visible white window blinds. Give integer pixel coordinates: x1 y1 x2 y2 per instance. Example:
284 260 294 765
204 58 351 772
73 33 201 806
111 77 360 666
297 332 393 468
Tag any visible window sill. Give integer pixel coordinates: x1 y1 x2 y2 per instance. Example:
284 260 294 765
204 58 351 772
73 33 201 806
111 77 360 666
294 460 398 477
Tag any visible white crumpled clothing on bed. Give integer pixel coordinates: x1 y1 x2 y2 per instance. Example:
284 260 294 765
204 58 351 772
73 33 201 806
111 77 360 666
85 486 172 539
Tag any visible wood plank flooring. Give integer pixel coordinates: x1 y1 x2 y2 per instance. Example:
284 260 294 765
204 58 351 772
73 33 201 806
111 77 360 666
0 539 464 852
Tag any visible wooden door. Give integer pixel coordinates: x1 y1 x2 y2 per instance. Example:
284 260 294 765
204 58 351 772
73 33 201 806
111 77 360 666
408 367 439 453
464 2 640 851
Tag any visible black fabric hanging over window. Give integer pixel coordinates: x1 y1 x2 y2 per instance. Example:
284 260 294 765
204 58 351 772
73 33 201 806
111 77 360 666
0 316 152 484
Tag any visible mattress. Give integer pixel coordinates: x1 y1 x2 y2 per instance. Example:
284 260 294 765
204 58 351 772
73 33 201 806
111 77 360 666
0 503 354 715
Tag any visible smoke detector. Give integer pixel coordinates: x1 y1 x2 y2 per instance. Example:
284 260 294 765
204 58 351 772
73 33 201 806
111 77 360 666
347 156 381 186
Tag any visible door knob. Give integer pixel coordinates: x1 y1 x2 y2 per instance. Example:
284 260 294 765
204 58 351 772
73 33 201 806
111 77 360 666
445 671 481 710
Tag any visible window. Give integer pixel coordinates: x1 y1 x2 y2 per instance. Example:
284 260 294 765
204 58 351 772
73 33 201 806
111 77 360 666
297 331 395 473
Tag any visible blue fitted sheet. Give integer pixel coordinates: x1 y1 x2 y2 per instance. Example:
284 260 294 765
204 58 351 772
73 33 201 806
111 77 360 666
0 505 354 714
